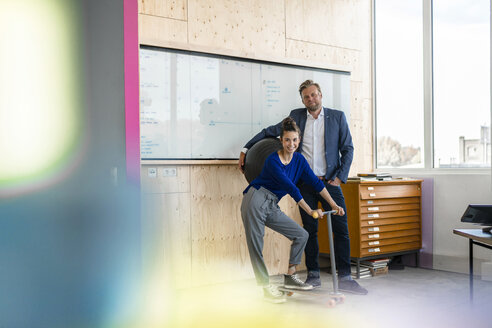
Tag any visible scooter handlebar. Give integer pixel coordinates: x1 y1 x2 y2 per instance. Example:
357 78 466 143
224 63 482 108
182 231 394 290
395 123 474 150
312 210 337 218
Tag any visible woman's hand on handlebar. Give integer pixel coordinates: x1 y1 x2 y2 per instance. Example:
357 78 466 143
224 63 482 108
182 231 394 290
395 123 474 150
332 205 345 216
311 209 323 219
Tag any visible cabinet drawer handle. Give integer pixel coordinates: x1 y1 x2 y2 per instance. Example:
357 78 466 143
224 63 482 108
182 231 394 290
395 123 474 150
369 193 376 197
369 248 381 253
368 220 374 225
368 214 379 218
368 207 379 211
368 187 374 190
367 201 374 204
368 227 380 232
368 234 380 239
368 241 380 246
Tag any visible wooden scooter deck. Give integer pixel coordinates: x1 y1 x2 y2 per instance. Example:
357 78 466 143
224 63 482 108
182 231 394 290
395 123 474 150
277 286 345 307
277 286 332 295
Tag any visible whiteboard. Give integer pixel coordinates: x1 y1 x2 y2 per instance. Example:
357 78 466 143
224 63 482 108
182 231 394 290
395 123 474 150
139 46 350 159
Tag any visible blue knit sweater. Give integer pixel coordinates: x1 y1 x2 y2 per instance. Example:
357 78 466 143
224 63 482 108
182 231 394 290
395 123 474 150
244 151 324 203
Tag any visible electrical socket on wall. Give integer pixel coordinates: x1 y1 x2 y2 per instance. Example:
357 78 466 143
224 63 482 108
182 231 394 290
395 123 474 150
162 167 177 177
148 167 157 178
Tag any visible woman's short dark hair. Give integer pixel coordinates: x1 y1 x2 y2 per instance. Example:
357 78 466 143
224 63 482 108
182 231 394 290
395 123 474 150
280 117 301 138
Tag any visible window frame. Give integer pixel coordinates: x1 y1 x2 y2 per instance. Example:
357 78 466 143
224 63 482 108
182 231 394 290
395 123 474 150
372 0 492 175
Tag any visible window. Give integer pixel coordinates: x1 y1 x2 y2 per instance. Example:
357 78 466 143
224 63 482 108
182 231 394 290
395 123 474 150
375 0 425 168
375 0 491 169
433 0 491 168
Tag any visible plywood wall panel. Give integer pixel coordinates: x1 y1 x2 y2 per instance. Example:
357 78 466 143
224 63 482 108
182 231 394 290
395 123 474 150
286 0 369 51
188 0 286 58
349 118 363 176
357 97 374 173
191 236 252 286
348 81 363 176
139 14 188 45
190 165 250 285
141 192 192 289
139 0 187 20
190 166 245 238
350 80 363 120
285 39 363 82
263 229 291 274
361 48 373 99
351 60 372 173
286 39 351 70
349 115 374 175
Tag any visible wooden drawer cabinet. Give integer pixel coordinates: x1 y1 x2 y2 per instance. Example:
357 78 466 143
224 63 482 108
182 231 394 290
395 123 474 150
318 179 422 276
360 197 419 206
361 228 421 241
361 209 420 219
360 235 420 248
359 184 421 199
360 216 420 227
361 203 420 213
361 241 421 257
361 222 420 234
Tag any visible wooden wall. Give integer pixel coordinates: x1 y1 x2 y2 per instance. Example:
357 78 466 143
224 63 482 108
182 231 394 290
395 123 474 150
138 0 373 288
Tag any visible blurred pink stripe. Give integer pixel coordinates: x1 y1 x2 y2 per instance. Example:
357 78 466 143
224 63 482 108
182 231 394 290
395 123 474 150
124 0 140 184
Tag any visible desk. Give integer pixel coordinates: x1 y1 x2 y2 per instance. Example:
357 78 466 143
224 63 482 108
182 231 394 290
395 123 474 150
453 229 492 302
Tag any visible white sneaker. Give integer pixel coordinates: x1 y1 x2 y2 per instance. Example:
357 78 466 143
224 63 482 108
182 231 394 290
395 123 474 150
262 284 286 303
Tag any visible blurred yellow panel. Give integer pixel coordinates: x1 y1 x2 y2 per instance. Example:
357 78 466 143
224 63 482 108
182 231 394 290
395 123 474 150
0 0 83 194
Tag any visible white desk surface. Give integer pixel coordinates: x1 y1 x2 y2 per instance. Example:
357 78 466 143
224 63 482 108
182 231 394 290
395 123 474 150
453 228 492 246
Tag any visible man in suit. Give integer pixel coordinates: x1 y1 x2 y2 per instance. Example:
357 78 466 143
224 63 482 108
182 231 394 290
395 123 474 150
238 80 367 295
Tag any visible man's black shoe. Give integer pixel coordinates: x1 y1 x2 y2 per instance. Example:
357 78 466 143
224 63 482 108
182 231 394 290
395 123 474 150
304 271 321 288
338 279 368 295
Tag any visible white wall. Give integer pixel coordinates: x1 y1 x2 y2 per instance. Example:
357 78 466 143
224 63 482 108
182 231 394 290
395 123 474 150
405 172 492 274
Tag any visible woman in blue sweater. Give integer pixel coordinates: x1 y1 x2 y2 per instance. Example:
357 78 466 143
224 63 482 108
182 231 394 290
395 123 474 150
241 117 344 303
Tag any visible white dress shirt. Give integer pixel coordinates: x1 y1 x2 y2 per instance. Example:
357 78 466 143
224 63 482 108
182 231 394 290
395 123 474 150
302 110 326 176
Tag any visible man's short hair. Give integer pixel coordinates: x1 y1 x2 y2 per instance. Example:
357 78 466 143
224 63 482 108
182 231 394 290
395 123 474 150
299 80 322 97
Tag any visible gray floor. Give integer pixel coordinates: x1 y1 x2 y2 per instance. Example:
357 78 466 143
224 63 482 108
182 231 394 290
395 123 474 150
169 267 492 328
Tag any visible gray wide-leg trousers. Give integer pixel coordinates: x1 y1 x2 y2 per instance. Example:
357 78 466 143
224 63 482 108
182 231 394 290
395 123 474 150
241 186 309 286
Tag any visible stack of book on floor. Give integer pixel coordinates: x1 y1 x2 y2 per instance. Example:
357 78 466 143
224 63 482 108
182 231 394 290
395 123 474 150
351 265 371 279
356 172 392 181
360 258 390 276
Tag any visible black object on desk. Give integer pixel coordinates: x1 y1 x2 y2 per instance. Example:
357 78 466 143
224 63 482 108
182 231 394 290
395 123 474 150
461 204 492 232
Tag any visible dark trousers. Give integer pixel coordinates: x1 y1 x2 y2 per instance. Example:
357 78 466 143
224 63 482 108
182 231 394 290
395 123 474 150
298 182 351 277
